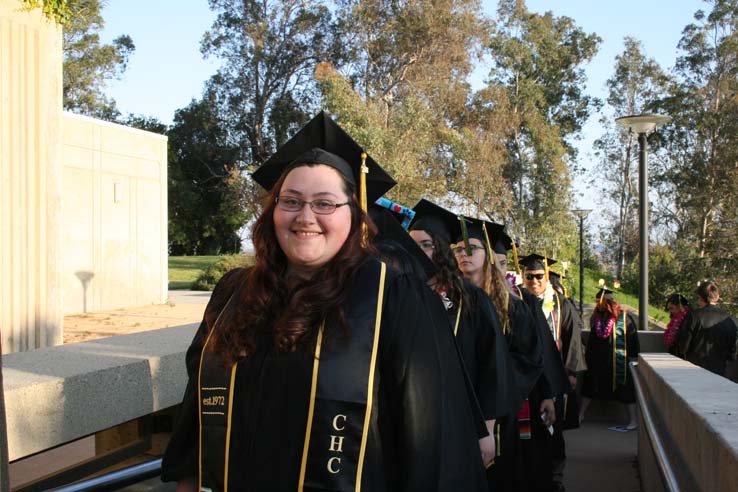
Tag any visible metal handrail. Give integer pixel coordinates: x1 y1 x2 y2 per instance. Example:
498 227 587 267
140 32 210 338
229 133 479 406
46 458 162 492
629 361 680 491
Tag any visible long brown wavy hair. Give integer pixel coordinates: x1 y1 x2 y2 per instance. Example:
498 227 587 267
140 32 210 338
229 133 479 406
207 163 377 366
479 254 516 332
590 297 622 327
426 230 470 313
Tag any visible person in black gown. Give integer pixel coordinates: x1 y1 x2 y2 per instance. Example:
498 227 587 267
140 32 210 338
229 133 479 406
408 199 518 469
683 281 738 378
580 286 640 430
451 218 550 492
161 112 488 492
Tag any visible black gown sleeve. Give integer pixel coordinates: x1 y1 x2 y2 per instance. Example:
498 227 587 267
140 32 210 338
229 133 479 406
161 267 247 483
507 296 544 404
560 296 587 373
626 312 640 359
469 285 519 420
377 272 487 492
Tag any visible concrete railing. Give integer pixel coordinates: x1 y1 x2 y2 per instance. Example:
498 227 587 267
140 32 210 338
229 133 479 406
1 325 197 461
635 353 738 492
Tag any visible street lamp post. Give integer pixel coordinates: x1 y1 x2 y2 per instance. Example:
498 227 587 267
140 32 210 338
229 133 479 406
615 113 671 333
572 209 592 316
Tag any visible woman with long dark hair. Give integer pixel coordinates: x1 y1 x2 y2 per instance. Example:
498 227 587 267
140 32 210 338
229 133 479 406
580 287 640 430
408 200 518 469
161 113 488 492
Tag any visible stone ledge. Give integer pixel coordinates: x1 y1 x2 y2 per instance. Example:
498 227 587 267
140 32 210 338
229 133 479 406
2 325 197 461
638 353 738 492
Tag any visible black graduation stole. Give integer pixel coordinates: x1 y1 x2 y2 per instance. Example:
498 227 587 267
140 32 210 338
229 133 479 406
197 261 387 492
612 311 628 391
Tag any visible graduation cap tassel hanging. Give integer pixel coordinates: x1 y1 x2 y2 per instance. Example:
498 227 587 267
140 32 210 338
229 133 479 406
482 222 495 268
512 241 521 275
360 152 369 244
458 216 472 257
544 252 550 282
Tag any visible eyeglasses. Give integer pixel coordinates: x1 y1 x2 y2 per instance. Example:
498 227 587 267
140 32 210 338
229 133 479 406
525 273 546 281
275 196 350 215
417 241 435 252
452 245 485 256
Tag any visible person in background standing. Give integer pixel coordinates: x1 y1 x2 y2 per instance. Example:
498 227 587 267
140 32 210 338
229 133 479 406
683 281 738 378
664 293 691 359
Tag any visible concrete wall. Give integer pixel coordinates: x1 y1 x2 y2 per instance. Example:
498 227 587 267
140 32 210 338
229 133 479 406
0 0 64 352
1 324 197 461
637 354 738 492
61 113 168 314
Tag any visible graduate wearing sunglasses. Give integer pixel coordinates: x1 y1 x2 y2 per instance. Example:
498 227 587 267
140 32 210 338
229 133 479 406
519 254 586 492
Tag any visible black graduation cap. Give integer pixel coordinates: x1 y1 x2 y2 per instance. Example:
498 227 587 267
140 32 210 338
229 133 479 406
453 217 511 254
665 293 689 309
518 253 557 271
595 286 616 302
251 111 396 203
368 204 438 279
409 199 464 244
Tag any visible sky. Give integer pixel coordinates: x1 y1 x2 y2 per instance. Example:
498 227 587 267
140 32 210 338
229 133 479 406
100 0 704 213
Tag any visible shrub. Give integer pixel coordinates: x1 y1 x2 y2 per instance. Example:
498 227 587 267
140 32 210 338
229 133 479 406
191 255 251 291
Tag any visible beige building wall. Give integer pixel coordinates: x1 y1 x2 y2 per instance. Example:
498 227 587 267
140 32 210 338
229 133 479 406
0 0 64 352
62 113 168 315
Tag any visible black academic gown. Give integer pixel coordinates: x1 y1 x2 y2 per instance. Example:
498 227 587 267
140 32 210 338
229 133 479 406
447 281 519 421
162 260 488 492
684 305 738 377
516 287 569 492
486 294 544 492
582 311 640 403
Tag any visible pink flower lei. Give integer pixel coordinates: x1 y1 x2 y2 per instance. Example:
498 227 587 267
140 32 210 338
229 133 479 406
594 315 616 339
664 308 688 347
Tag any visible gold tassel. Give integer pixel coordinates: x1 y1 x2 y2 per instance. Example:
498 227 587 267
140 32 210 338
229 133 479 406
360 153 368 245
512 241 521 275
459 216 472 257
544 251 550 282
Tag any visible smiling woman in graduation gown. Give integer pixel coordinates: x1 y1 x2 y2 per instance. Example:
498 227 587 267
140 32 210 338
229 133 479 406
161 113 487 492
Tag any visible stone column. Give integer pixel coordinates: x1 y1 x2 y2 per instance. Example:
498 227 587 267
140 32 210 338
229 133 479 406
0 0 64 352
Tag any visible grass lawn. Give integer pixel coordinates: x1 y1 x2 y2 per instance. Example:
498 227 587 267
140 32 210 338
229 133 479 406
168 256 222 290
565 266 670 326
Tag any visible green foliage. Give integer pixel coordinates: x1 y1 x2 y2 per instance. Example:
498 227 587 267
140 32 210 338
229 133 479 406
169 256 223 290
62 0 135 120
592 38 669 278
168 95 251 255
565 265 669 326
191 255 252 291
22 0 70 24
484 0 600 254
201 0 337 169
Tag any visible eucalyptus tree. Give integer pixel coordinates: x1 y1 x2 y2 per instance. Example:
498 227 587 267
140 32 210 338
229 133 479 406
484 0 600 256
201 0 339 170
593 37 668 278
653 0 738 311
318 0 492 205
62 0 135 120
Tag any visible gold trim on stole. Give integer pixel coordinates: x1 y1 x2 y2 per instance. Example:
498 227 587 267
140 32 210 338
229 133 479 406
298 322 325 491
197 292 236 492
356 261 386 491
223 363 238 491
453 299 463 337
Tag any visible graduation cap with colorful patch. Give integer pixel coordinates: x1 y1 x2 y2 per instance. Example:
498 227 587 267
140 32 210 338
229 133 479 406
369 203 437 279
251 111 397 207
